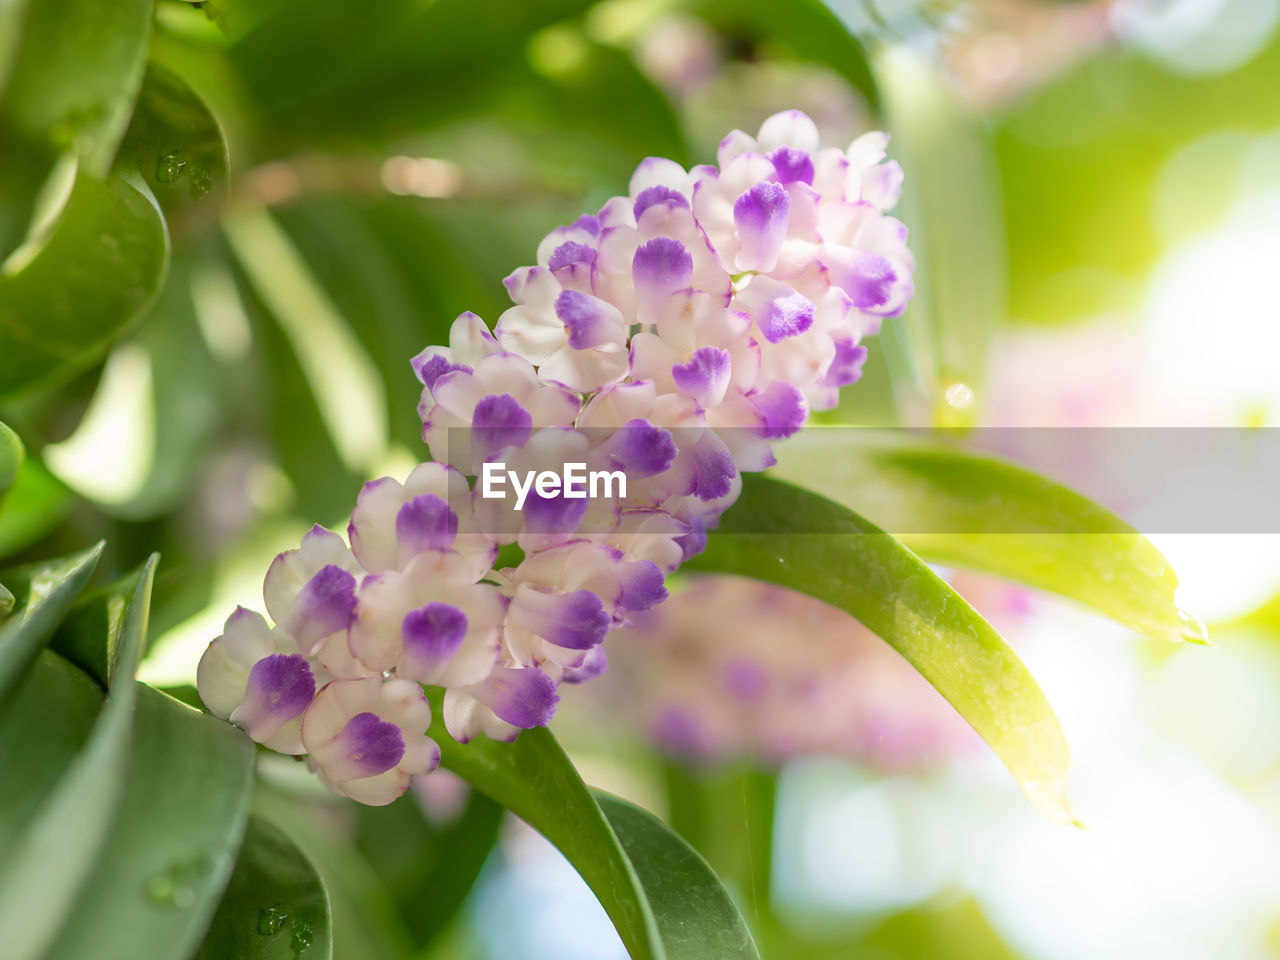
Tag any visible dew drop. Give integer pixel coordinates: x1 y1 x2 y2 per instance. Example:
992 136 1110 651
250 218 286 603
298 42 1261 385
156 151 187 184
145 873 195 910
1176 608 1211 644
258 903 288 936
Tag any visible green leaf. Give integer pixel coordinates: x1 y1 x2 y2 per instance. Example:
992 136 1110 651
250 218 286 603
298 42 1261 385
0 0 151 173
45 684 256 960
437 703 762 960
254 783 419 960
0 554 154 960
771 431 1200 644
0 456 73 558
0 420 21 500
0 168 170 398
0 542 103 707
594 791 762 960
688 474 1075 823
435 719 664 960
0 650 104 859
121 63 230 208
0 0 30 103
195 815 332 960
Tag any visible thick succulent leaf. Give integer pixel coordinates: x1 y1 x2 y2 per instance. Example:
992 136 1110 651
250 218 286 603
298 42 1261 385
195 815 332 960
689 474 1075 822
0 542 103 707
434 718 665 960
0 555 155 960
0 169 170 397
121 63 230 209
45 684 256 960
0 456 73 558
436 701 762 960
594 791 761 960
254 785 419 960
772 431 1199 644
0 0 151 173
0 650 104 858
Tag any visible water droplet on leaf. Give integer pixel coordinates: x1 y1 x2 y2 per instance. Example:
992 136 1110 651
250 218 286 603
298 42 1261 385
258 903 288 936
156 151 187 184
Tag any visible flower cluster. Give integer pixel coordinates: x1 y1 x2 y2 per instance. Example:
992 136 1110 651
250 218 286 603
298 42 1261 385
573 575 978 770
198 110 914 805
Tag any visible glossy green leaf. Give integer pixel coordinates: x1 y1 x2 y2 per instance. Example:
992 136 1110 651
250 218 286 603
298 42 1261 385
594 791 761 960
437 703 761 960
254 783 419 960
772 431 1199 644
0 554 154 960
0 420 20 500
0 542 102 706
0 456 73 558
689 474 1075 822
0 169 169 397
435 718 665 960
122 63 230 208
46 684 256 960
0 0 151 173
0 650 104 858
195 815 332 960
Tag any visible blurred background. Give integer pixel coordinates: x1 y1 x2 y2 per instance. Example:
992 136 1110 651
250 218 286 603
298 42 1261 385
5 0 1280 957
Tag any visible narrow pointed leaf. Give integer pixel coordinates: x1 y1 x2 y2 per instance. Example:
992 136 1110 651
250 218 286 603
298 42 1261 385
594 791 761 960
772 431 1196 643
689 474 1074 822
0 554 155 960
196 814 332 960
0 542 103 706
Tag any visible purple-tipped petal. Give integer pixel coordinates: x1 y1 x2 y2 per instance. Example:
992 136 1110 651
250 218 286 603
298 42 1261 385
555 290 617 350
472 394 532 462
759 289 815 343
823 248 898 310
402 602 468 672
561 646 608 684
475 666 559 728
512 587 611 650
617 560 667 612
822 341 869 388
767 146 815 185
412 353 471 391
395 494 458 556
548 241 597 272
689 435 736 501
336 712 406 779
233 654 315 737
287 565 357 651
610 419 677 478
733 181 790 272
751 381 808 440
633 237 693 309
671 346 731 406
521 487 589 534
676 519 708 561
633 185 689 220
